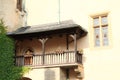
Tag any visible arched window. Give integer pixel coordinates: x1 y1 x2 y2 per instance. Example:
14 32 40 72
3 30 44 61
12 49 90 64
24 49 33 65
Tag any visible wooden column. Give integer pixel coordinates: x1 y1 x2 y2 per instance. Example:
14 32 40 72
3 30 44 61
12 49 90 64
39 38 48 64
74 34 77 54
66 34 69 50
70 34 77 53
70 34 77 62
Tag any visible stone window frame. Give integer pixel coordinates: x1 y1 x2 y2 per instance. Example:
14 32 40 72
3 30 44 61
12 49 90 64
93 14 109 47
90 12 112 49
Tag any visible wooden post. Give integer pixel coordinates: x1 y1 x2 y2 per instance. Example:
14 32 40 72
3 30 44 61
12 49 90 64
74 34 77 54
70 34 77 62
39 38 48 65
74 34 77 63
70 34 77 53
66 34 69 50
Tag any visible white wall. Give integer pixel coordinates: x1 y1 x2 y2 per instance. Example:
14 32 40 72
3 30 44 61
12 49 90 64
0 0 23 32
26 0 59 25
24 67 60 80
25 0 120 80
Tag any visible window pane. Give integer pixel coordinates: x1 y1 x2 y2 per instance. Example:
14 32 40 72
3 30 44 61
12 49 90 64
102 26 109 46
94 27 100 46
93 18 99 26
101 16 108 25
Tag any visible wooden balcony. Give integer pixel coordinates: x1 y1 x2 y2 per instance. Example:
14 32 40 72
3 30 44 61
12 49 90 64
15 51 82 67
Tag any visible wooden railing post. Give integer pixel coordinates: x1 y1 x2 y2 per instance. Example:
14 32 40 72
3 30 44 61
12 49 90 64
15 50 83 66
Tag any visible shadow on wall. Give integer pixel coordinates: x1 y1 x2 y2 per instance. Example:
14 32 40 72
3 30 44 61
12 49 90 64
45 69 55 80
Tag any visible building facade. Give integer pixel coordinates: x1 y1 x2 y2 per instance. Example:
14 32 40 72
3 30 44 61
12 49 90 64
0 0 26 32
4 0 120 80
9 20 86 80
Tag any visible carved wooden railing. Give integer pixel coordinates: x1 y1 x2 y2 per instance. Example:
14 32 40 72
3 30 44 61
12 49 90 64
15 51 82 66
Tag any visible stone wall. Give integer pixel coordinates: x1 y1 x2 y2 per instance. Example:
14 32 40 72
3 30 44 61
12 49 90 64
0 0 24 32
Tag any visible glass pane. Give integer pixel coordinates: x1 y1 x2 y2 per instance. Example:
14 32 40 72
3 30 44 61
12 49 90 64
101 16 108 25
94 27 100 46
93 18 99 26
102 26 109 46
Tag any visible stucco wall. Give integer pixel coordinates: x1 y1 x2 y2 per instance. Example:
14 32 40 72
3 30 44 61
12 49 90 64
16 35 76 55
16 39 42 56
24 0 120 80
46 35 67 53
24 67 60 80
0 0 24 32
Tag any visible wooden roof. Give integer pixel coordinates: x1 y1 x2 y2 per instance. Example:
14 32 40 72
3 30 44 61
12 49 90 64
8 20 87 39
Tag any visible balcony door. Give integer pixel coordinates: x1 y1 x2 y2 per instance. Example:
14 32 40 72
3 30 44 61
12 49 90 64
24 49 33 65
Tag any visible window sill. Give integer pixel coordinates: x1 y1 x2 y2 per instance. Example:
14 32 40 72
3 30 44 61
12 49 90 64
90 45 112 50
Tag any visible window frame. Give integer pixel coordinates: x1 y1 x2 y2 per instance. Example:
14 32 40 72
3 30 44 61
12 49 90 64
92 13 110 47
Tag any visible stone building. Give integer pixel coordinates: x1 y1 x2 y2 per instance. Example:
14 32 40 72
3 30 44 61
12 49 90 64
8 20 86 80
0 0 26 32
4 0 120 80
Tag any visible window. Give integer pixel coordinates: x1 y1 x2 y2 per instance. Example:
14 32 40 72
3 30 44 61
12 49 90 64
17 0 22 11
93 14 109 47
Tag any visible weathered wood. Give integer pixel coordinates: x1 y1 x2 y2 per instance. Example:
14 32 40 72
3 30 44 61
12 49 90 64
74 34 77 63
39 38 48 64
70 34 77 63
15 51 82 66
70 34 77 53
66 34 69 50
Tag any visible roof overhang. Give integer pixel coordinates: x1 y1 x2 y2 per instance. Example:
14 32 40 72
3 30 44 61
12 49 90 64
7 20 87 39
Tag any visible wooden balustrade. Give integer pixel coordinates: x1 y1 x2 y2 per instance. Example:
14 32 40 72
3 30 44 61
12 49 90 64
15 51 82 66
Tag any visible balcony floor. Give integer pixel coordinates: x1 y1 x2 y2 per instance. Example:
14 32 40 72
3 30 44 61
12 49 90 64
29 63 82 69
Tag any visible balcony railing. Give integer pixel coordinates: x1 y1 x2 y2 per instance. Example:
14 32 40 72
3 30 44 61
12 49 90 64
15 51 82 67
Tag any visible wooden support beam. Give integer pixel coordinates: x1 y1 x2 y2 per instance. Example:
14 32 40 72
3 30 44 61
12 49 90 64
39 38 48 64
70 34 77 53
70 34 77 62
66 34 69 50
74 34 77 53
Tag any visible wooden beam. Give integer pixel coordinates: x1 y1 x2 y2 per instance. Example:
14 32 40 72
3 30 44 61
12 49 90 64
74 34 77 53
70 34 77 62
39 38 48 64
66 34 69 50
70 34 77 53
